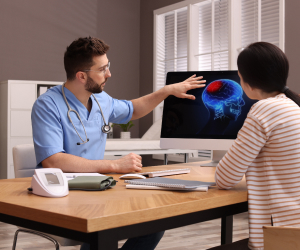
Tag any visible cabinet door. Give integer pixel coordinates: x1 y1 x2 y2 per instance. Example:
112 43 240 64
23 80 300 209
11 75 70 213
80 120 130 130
10 111 32 137
11 83 36 109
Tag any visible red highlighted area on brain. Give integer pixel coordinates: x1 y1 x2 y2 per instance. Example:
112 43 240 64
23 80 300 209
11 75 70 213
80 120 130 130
206 80 223 93
202 79 245 120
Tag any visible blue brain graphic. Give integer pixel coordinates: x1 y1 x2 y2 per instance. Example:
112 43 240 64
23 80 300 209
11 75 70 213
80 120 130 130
202 79 245 121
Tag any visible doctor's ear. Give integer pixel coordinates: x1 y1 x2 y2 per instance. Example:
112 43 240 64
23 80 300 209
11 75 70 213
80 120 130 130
75 71 87 83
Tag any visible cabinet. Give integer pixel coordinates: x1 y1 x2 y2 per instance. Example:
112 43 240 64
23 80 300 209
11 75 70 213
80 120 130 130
0 80 63 179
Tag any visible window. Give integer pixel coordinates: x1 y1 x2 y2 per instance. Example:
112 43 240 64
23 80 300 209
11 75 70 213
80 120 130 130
197 0 229 71
165 8 188 75
241 0 284 48
153 0 284 122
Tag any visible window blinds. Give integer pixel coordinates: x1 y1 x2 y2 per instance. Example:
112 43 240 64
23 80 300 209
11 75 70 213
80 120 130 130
198 0 212 71
176 10 188 71
261 0 280 46
241 0 280 48
213 0 228 70
241 0 259 48
197 0 229 71
155 8 187 91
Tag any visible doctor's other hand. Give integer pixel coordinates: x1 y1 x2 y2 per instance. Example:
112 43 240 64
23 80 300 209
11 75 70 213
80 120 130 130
113 153 142 173
167 75 206 100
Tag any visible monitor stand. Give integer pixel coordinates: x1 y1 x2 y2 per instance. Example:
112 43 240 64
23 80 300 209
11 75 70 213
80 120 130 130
200 150 227 167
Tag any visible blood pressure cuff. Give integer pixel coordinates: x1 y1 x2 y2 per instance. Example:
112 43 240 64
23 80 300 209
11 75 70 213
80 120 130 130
68 176 116 191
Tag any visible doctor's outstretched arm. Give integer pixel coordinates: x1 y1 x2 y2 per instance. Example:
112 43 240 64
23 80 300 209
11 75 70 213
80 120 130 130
130 75 206 120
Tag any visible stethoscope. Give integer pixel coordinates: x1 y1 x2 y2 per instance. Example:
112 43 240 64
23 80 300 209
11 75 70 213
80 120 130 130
62 83 111 145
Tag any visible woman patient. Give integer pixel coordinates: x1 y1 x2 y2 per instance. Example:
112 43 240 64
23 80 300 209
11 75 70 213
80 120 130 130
215 42 300 250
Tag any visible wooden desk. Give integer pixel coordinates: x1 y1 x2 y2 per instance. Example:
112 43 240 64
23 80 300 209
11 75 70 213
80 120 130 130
0 163 247 250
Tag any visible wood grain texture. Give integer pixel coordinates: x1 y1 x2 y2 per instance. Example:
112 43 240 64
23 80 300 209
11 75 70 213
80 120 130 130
263 226 300 250
0 162 247 233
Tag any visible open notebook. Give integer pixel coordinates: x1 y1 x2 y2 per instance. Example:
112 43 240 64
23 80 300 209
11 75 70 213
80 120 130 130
125 177 216 191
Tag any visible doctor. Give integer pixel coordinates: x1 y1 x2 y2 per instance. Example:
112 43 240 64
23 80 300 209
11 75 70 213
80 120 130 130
31 37 205 174
31 37 205 250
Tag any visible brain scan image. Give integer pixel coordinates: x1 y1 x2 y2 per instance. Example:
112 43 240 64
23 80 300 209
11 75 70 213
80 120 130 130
160 71 258 139
202 79 245 121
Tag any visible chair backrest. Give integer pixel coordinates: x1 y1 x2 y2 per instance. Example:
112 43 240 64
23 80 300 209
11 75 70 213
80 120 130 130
263 226 300 250
12 144 36 178
141 118 162 140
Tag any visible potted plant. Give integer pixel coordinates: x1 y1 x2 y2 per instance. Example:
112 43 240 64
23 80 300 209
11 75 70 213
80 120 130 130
112 121 134 139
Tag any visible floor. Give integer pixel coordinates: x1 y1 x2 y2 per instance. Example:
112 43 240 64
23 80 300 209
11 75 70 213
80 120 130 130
0 212 249 250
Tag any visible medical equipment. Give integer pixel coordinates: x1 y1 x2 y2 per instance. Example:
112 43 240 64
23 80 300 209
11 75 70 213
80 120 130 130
62 83 111 145
30 168 69 198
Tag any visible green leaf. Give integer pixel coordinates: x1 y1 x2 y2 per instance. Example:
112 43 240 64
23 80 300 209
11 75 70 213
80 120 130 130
111 121 134 132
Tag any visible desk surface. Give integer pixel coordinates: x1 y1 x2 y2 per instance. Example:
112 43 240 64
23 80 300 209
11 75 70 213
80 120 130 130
0 162 247 234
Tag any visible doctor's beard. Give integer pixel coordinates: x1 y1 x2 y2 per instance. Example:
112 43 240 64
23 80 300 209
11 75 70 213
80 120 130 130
85 75 107 93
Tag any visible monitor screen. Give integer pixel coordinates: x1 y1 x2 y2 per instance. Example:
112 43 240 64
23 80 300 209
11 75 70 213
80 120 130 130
160 71 257 149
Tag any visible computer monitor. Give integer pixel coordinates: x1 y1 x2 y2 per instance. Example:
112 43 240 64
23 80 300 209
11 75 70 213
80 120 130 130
160 71 257 166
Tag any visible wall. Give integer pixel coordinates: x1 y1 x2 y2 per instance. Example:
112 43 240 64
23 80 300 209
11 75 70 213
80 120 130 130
0 0 141 137
97 0 140 137
139 0 184 137
285 1 300 93
0 0 97 81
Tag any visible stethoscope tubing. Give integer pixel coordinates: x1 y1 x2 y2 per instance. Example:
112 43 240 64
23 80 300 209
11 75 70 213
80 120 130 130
62 83 111 145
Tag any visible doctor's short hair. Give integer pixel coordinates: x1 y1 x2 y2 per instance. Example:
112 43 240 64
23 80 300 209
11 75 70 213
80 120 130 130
64 37 110 80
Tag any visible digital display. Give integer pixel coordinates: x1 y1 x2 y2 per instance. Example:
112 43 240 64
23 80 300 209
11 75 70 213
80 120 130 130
45 173 60 185
161 71 257 140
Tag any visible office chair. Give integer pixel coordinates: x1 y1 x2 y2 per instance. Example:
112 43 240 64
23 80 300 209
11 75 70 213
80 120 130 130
263 225 300 250
12 144 81 249
13 228 59 250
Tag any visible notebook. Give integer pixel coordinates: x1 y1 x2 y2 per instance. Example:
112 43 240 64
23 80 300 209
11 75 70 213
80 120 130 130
139 168 190 177
125 177 216 191
126 184 208 192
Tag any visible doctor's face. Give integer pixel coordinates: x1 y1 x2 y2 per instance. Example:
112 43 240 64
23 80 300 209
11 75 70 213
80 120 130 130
85 54 111 93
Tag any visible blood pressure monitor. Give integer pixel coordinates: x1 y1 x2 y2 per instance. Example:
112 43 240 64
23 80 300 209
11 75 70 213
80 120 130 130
31 168 69 198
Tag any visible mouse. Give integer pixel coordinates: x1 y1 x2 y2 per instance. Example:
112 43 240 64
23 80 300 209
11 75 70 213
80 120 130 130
119 173 146 180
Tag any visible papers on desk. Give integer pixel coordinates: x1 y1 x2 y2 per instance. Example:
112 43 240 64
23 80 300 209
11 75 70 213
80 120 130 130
125 177 216 192
64 173 105 181
126 184 208 191
140 168 190 177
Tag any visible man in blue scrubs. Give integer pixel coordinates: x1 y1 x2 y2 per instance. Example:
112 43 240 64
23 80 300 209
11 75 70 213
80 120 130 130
31 37 206 250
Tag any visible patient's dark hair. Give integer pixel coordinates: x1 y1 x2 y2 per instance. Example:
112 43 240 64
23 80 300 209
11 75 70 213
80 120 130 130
64 37 110 80
237 42 300 106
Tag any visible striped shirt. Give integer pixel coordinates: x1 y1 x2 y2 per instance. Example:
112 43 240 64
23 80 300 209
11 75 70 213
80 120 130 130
215 94 300 250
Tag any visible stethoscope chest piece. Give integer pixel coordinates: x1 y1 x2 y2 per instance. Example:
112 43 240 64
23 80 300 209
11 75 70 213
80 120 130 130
102 124 111 134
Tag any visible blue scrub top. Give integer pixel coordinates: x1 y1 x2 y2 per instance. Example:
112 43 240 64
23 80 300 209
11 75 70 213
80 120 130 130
31 85 133 167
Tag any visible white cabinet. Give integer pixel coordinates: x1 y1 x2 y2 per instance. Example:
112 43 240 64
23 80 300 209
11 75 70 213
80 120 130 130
0 80 63 179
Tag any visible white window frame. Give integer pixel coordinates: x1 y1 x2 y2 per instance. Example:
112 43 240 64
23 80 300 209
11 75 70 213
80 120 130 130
153 0 285 122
